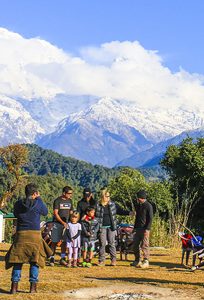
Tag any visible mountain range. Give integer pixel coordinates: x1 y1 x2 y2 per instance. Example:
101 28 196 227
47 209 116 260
1 27 204 167
1 93 204 167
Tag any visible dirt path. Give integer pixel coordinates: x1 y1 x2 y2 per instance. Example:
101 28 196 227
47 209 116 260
64 280 203 300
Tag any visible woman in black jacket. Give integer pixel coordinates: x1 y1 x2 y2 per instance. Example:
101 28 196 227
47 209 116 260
95 188 132 266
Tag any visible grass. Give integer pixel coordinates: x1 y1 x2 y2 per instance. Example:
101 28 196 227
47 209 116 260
0 243 204 299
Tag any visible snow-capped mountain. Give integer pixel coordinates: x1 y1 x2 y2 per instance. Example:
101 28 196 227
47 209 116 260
0 95 44 145
117 128 204 168
37 97 204 167
38 98 152 166
1 27 204 167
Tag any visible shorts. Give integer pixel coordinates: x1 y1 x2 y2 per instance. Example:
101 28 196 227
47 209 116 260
50 222 66 243
82 238 96 252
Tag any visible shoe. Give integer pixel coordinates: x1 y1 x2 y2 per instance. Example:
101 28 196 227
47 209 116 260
59 258 68 267
49 257 55 267
191 265 198 272
10 282 18 294
86 262 92 268
82 261 87 267
130 260 141 267
67 260 72 268
140 259 149 268
30 282 37 293
98 261 105 266
110 260 116 266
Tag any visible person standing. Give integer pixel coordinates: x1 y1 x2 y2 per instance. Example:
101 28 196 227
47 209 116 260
5 183 52 294
49 186 73 267
77 187 97 220
81 206 99 267
131 189 153 268
96 188 133 266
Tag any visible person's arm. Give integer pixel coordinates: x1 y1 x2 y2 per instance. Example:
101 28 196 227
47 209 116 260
115 203 130 216
53 198 67 227
145 204 153 231
66 228 72 240
81 221 90 237
37 197 48 216
76 201 82 216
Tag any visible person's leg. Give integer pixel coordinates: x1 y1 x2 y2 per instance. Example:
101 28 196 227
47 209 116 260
49 242 57 266
99 228 107 264
73 247 79 267
60 241 67 260
107 228 117 265
11 263 22 293
131 230 142 266
140 230 150 268
29 263 39 293
67 243 73 267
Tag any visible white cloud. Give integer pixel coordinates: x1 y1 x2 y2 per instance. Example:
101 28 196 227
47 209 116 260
0 27 204 109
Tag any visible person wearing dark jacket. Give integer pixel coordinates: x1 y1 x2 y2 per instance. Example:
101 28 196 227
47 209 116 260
5 183 52 294
81 206 99 267
131 189 153 268
95 188 133 266
77 187 97 220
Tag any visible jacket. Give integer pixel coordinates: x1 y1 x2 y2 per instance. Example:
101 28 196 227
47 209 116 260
95 200 129 231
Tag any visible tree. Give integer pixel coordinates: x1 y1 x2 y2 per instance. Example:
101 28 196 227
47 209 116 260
160 137 204 231
0 144 28 209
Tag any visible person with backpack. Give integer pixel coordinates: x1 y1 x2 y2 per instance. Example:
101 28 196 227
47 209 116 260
131 189 153 268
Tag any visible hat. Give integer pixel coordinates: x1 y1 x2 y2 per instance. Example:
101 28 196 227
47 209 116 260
137 190 147 199
83 187 91 195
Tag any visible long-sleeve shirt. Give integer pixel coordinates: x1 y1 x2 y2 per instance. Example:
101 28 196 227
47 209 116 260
14 197 48 231
134 200 153 230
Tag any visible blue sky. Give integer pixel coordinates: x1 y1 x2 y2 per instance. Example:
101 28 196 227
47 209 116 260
0 0 204 74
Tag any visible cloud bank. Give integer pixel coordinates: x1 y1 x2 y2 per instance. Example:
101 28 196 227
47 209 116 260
0 27 204 109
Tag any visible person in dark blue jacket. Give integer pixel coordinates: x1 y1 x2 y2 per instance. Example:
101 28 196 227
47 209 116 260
5 183 52 294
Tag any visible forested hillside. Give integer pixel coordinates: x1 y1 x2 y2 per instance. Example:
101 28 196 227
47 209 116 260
23 144 118 191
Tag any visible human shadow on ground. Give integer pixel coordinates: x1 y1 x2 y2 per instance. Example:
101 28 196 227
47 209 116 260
0 255 5 262
86 276 204 287
0 288 10 294
150 261 182 269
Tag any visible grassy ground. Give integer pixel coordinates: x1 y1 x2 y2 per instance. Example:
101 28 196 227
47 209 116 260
0 243 204 299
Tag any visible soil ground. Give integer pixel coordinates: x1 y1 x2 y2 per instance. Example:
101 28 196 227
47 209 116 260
0 243 204 300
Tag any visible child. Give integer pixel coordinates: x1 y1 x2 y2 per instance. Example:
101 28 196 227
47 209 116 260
81 207 99 267
66 211 81 267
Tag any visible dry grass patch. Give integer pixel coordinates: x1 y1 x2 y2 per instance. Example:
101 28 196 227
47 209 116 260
0 243 204 299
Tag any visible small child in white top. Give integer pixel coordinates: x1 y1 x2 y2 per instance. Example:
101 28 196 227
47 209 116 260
66 211 81 267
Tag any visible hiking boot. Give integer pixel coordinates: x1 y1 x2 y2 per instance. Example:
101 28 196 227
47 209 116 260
30 282 37 293
49 257 55 267
110 259 116 266
86 262 92 268
98 261 105 267
59 258 68 267
10 282 18 294
130 260 141 267
140 259 149 268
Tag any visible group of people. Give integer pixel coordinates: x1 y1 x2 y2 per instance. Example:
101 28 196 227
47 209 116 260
5 183 153 294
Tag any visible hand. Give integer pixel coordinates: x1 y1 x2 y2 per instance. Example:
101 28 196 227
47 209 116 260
63 223 68 229
129 211 135 217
